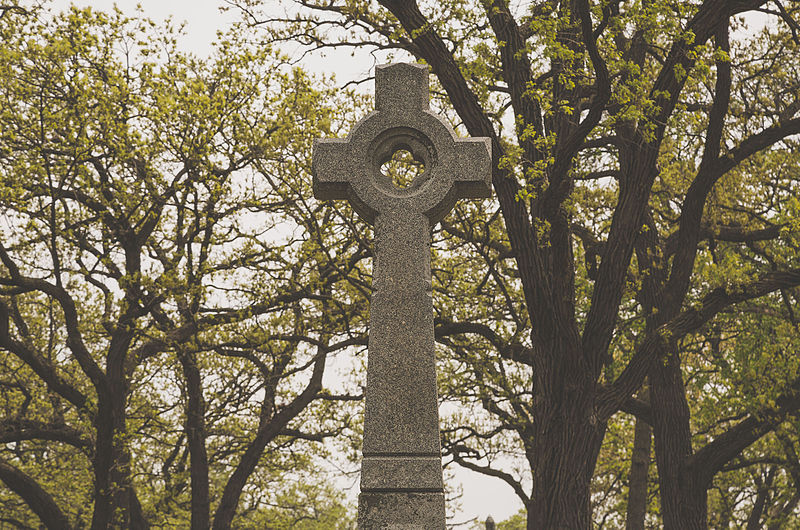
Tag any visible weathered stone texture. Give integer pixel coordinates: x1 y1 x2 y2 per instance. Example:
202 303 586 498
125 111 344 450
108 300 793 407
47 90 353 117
312 62 491 529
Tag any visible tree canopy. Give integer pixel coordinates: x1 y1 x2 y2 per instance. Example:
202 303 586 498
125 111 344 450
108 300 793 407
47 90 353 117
0 4 366 528
2 0 800 528
237 0 800 527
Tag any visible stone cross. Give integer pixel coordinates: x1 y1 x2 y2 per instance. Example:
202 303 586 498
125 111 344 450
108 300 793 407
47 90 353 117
312 63 491 529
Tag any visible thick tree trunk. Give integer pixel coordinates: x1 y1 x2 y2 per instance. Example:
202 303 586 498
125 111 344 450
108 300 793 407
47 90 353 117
90 373 147 529
650 350 707 529
178 348 210 530
527 343 605 529
91 396 126 530
626 386 651 530
527 403 605 528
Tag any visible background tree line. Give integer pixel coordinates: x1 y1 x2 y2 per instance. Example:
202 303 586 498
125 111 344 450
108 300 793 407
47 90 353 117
243 0 800 528
0 4 368 527
1 0 800 528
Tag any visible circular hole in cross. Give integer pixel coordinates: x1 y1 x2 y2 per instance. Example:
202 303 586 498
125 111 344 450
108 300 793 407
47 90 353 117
380 148 425 189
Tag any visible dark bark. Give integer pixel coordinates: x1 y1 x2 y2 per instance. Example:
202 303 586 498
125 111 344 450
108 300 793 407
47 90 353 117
580 0 746 373
0 300 87 411
0 249 147 529
640 20 731 529
527 338 606 529
527 420 605 529
374 0 546 329
435 318 534 366
650 349 707 530
0 419 90 448
660 18 731 314
0 459 72 529
370 1 788 527
647 303 800 528
451 452 530 505
91 312 142 529
598 268 800 420
178 347 210 530
745 468 774 530
527 416 605 528
374 2 597 525
211 353 326 529
690 376 800 483
90 394 130 529
626 387 651 530
251 0 798 525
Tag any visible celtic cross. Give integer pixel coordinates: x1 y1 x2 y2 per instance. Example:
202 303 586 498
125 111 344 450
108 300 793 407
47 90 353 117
312 63 491 528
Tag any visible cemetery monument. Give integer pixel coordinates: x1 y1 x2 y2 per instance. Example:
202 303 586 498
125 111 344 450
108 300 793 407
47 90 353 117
312 63 491 528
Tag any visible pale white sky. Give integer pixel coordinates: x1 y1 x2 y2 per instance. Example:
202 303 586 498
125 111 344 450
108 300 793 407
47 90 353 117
44 0 524 525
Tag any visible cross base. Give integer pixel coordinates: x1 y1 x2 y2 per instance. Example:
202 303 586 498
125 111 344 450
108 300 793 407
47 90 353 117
358 491 446 529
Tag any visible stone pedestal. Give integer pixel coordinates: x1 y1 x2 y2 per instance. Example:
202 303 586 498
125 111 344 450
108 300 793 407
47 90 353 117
358 492 445 529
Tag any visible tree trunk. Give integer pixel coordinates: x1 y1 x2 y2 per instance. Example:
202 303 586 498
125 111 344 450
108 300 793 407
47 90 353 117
527 343 606 529
178 348 210 530
626 386 651 530
527 404 605 528
650 350 707 529
212 354 325 529
91 396 125 530
745 468 774 530
90 373 147 529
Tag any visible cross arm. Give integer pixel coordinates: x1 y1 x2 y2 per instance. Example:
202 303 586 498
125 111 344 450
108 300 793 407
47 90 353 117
312 138 353 201
453 137 492 199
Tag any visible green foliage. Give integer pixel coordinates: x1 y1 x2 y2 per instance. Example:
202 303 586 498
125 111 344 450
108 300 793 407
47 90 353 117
241 0 800 525
0 2 367 526
235 481 355 529
497 510 527 529
3 0 800 526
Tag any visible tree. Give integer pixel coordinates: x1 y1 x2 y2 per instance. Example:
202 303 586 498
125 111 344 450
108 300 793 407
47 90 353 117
240 0 800 527
0 4 364 528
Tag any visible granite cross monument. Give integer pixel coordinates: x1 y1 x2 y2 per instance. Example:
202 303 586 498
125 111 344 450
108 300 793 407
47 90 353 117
312 63 491 528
